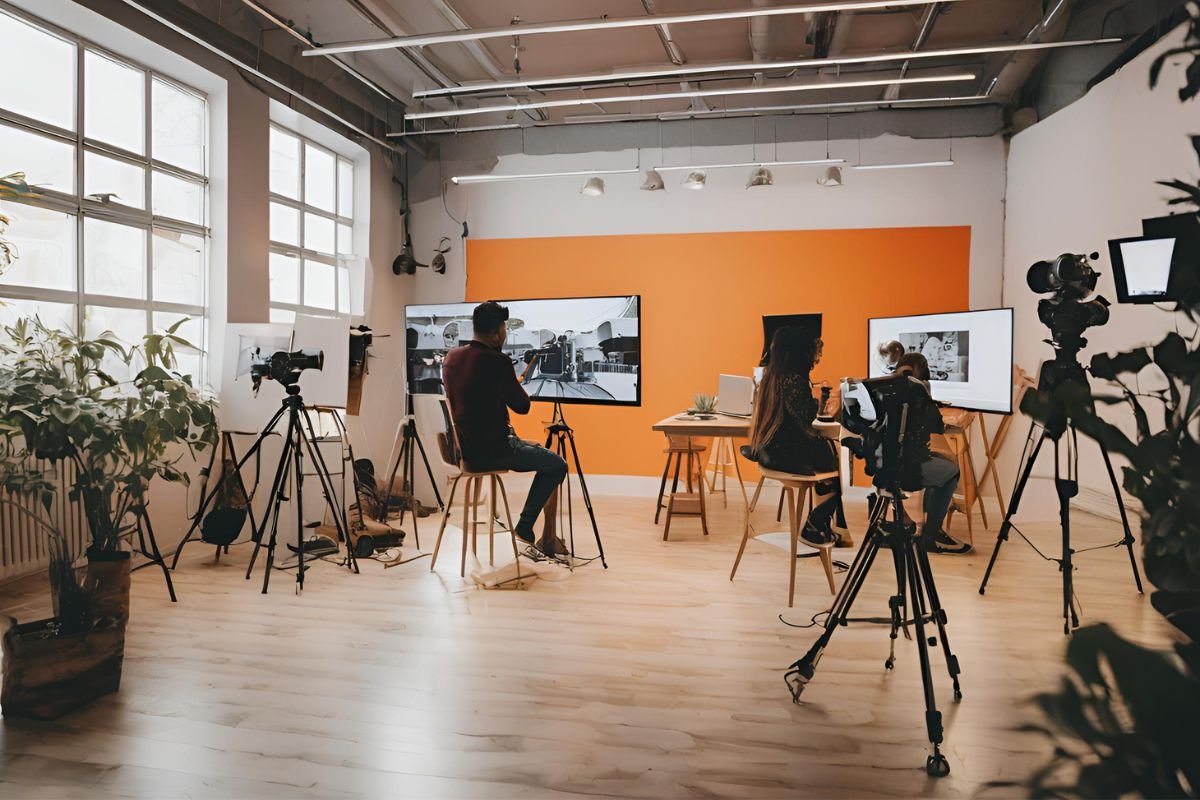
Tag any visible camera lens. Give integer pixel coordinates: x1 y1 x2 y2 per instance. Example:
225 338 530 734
1027 261 1058 294
1054 254 1086 283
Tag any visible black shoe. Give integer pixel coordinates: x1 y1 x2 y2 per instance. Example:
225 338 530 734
926 529 972 555
514 525 536 546
800 521 835 549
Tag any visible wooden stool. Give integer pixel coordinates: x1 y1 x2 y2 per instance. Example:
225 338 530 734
936 412 985 545
730 467 838 606
429 469 524 579
655 435 710 539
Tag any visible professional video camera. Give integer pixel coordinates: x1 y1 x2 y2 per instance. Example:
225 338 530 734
249 348 324 394
840 372 938 492
1026 252 1110 396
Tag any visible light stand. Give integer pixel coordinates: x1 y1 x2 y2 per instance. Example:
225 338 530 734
543 401 608 569
376 388 444 550
237 383 357 593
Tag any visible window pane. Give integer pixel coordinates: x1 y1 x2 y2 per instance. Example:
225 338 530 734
0 124 75 194
303 212 335 255
303 260 335 310
151 79 204 174
152 229 204 305
84 151 145 209
84 304 146 381
337 159 353 216
152 171 203 224
269 252 299 305
153 311 202 379
269 128 300 199
269 307 296 325
0 297 76 334
337 223 353 257
0 12 75 130
0 201 75 291
84 51 145 155
269 202 299 246
84 218 147 300
304 143 335 213
337 266 350 314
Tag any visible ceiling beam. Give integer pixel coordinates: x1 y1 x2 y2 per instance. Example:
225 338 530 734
411 38 1122 99
882 2 946 101
302 0 968 57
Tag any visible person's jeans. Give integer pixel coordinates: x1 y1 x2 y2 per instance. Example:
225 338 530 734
920 454 960 533
502 436 567 536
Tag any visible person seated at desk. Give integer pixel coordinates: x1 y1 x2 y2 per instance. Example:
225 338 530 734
442 301 567 556
894 352 972 555
743 327 848 549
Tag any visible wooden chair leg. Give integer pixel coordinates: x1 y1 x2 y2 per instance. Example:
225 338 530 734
495 478 523 587
654 451 672 524
488 475 497 565
776 486 786 523
749 477 765 513
696 452 709 536
785 487 798 608
429 475 460 571
685 448 694 493
819 548 837 594
663 495 674 541
730 498 753 581
732 446 749 510
460 477 474 578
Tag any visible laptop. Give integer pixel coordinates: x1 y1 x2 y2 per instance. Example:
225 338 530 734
718 374 754 417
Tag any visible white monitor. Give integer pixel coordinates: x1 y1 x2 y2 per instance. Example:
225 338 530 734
717 374 754 417
1109 236 1176 303
868 308 1014 414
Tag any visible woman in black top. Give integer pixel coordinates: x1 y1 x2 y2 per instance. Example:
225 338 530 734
746 326 840 548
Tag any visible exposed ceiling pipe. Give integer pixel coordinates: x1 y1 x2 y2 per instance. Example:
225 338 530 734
749 0 772 64
883 2 944 101
979 0 1080 100
642 0 686 65
340 0 457 89
422 0 509 80
304 0 968 56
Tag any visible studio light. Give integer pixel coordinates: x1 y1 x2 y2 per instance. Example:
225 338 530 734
681 171 707 190
853 160 955 170
654 158 842 172
450 167 638 185
580 177 606 196
817 167 844 187
640 169 666 191
746 167 774 188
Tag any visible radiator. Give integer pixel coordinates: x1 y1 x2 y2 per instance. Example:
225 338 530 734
0 459 87 584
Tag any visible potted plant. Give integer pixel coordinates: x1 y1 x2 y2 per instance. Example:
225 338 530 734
0 316 218 719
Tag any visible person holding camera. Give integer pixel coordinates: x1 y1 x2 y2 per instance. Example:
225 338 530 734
744 327 848 549
894 352 972 555
442 301 568 556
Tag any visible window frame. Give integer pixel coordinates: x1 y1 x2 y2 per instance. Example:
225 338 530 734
0 3 209 379
267 122 354 320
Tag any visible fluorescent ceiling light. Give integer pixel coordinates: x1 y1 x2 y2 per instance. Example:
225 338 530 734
406 73 977 121
450 168 638 185
389 123 520 138
414 39 1121 99
305 0 963 56
853 160 955 170
654 158 843 172
656 94 991 119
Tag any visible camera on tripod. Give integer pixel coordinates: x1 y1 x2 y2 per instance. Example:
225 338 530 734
249 348 324 394
1027 252 1111 361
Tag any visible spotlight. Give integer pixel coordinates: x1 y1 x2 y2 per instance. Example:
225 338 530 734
817 166 844 187
681 170 707 190
640 169 665 191
746 167 773 188
580 176 605 196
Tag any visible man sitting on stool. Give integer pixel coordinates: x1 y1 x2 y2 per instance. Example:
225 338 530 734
894 352 972 555
442 301 568 557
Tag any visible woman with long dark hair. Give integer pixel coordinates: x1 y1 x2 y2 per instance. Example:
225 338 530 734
746 326 841 548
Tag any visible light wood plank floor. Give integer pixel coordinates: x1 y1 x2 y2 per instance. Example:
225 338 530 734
0 488 1169 799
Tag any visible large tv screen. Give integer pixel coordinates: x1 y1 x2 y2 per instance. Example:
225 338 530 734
868 308 1014 414
405 295 641 407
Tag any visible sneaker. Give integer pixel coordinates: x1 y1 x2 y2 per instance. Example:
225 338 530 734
800 521 835 549
926 529 972 555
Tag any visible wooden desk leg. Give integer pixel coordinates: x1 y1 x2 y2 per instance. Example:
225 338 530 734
695 440 709 536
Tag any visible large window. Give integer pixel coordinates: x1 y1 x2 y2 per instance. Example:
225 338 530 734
268 124 355 323
0 6 208 380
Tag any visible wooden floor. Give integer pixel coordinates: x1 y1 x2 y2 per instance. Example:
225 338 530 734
0 486 1168 799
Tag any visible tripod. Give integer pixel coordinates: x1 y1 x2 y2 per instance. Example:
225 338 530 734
978 355 1143 634
237 383 357 593
377 389 444 550
785 485 962 777
543 402 608 569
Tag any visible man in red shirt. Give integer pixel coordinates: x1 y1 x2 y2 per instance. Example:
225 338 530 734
442 301 567 555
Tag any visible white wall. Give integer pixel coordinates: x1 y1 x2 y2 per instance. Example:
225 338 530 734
1001 21 1194 520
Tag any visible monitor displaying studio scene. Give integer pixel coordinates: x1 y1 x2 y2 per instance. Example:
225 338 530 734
405 295 641 406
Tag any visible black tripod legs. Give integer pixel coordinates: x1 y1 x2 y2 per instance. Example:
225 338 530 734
1098 443 1143 594
980 421 1046 595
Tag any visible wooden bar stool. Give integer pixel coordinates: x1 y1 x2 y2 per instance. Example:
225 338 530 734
937 412 985 545
730 467 838 606
655 435 710 539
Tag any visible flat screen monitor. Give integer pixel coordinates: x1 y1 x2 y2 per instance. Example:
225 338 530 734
1108 236 1176 303
760 313 823 366
405 295 641 406
868 308 1014 414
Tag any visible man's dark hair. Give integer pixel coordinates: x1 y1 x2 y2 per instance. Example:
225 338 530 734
472 301 509 335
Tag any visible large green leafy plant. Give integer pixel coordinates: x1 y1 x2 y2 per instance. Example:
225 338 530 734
1017 14 1200 797
0 317 218 629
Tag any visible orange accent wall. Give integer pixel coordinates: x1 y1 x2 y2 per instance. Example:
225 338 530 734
466 227 971 477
